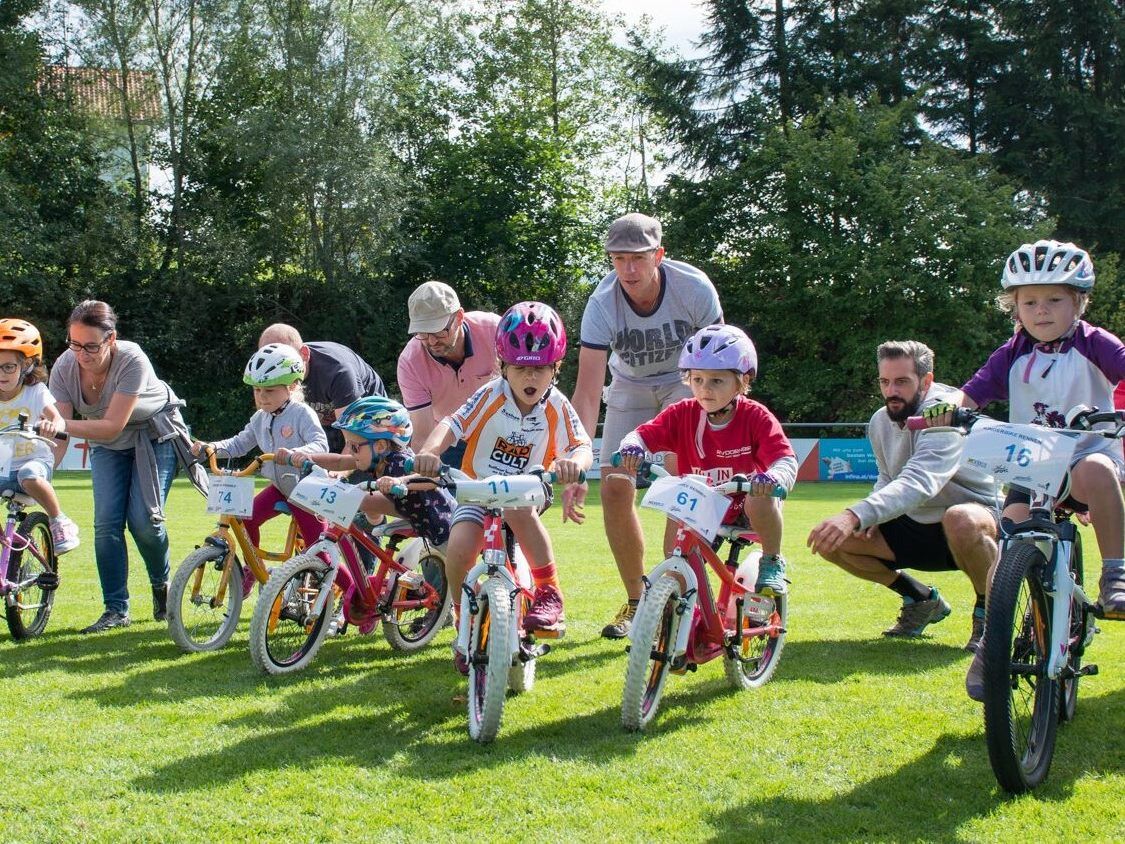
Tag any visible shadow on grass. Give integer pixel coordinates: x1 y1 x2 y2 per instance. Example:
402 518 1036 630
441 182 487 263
0 624 191 681
776 637 967 684
704 688 1125 842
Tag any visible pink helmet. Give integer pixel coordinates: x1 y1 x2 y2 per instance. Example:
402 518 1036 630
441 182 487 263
496 301 567 365
678 324 757 373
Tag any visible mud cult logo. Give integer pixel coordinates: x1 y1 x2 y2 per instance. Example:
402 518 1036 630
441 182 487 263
490 437 531 470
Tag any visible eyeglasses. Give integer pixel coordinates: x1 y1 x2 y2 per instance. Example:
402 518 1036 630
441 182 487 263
66 334 113 355
0 363 21 375
415 315 458 341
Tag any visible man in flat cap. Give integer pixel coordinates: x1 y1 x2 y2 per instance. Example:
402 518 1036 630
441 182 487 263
397 281 500 468
571 213 723 638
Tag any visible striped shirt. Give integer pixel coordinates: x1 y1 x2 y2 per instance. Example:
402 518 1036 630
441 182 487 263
445 378 591 479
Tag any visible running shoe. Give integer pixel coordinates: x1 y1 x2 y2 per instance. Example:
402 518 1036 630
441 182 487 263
754 554 788 596
965 606 986 652
882 588 951 637
524 584 565 632
1098 563 1125 620
50 515 80 554
600 601 636 639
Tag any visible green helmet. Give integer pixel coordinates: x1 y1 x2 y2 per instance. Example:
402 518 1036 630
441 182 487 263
244 343 305 387
333 396 412 447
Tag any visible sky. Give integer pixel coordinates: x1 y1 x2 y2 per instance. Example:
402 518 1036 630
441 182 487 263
598 0 709 57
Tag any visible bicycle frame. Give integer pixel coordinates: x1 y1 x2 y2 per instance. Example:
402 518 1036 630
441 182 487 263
454 509 536 659
0 497 45 598
635 522 779 667
190 450 303 606
1001 496 1092 682
298 518 435 635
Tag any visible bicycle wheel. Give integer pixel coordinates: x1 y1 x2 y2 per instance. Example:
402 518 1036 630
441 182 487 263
167 545 243 652
248 553 334 675
622 574 683 732
381 550 452 652
983 542 1060 793
4 512 57 640
1059 530 1084 724
467 577 512 743
723 593 788 690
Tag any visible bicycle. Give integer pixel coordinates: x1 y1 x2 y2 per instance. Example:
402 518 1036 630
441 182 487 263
247 464 451 675
166 448 305 652
0 415 66 640
908 406 1114 793
618 458 788 732
404 462 579 743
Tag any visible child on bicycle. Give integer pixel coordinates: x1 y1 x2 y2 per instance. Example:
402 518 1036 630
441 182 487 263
617 324 797 598
412 301 592 668
0 319 79 553
924 240 1125 695
275 395 454 548
192 344 328 578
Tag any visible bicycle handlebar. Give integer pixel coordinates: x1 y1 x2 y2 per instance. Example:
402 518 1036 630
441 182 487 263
203 445 275 476
906 405 1125 436
0 412 68 445
387 458 586 498
610 452 787 499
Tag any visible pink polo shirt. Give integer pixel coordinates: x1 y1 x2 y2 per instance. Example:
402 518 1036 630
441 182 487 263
397 311 501 423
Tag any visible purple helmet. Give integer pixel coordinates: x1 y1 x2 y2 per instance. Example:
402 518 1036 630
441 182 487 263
678 324 757 374
496 301 567 366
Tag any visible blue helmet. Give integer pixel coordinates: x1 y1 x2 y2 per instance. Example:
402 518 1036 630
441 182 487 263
333 396 412 447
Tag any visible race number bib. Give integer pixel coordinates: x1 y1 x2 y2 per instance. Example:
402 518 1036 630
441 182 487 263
0 441 12 477
205 475 255 518
641 474 729 542
290 473 366 529
452 475 547 509
960 421 1080 496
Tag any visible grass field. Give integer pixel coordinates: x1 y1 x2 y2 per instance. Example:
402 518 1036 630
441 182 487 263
1 473 1122 842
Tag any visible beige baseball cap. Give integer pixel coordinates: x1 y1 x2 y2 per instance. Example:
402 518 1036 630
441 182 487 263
605 213 662 252
408 281 461 334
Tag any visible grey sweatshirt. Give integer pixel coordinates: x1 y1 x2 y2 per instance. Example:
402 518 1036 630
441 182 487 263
210 401 328 496
849 383 996 529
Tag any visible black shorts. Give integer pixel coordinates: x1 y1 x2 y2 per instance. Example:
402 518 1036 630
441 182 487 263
878 515 959 572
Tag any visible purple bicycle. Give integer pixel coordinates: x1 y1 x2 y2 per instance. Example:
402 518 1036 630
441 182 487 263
0 415 65 640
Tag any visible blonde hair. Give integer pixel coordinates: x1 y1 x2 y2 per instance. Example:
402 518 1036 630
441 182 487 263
997 285 1088 318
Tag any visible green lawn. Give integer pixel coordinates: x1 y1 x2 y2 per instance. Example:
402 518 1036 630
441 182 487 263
1 474 1122 842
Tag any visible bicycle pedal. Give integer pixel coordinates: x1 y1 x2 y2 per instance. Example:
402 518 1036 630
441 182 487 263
1079 664 1099 676
35 572 60 591
520 642 551 660
528 625 565 639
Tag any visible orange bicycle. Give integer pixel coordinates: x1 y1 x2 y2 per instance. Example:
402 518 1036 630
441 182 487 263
166 449 304 652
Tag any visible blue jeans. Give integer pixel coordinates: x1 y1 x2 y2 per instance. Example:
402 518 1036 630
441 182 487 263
90 441 177 614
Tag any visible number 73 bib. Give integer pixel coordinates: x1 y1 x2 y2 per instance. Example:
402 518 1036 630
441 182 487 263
641 474 729 542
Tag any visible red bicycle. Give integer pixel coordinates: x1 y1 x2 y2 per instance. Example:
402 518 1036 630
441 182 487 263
621 462 788 731
247 467 450 675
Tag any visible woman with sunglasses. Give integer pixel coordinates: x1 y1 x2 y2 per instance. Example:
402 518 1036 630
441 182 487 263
39 301 200 633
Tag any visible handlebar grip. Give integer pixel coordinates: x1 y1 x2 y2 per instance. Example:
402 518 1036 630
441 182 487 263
389 483 407 497
31 422 68 441
772 486 787 500
403 456 413 473
541 469 587 485
905 416 928 431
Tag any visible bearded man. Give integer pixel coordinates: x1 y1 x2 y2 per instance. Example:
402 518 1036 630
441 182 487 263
806 341 998 646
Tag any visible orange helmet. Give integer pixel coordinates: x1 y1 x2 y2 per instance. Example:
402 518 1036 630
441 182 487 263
0 319 43 359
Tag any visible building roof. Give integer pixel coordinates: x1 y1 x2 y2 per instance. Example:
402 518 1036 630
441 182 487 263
41 65 163 122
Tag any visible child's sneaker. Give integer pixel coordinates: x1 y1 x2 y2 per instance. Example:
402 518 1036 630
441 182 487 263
524 584 565 632
883 587 951 637
241 565 257 598
1097 564 1125 620
754 554 788 596
50 515 80 554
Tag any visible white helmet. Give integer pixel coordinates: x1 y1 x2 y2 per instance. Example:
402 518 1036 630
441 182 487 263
244 343 305 387
1001 239 1094 291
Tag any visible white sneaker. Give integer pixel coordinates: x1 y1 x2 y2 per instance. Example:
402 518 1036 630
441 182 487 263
50 515 80 554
